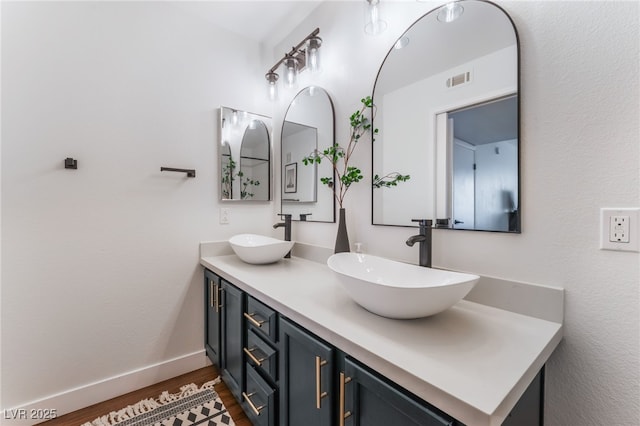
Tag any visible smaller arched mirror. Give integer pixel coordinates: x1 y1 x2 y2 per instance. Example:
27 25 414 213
219 107 272 201
281 87 335 222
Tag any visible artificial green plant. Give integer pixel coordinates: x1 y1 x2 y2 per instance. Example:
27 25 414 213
302 96 409 208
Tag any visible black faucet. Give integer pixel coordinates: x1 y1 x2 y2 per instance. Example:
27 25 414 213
273 213 292 258
406 219 433 267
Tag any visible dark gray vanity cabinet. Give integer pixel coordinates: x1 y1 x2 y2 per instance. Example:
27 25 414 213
220 279 245 402
342 357 455 426
279 317 334 426
203 268 543 426
204 269 221 365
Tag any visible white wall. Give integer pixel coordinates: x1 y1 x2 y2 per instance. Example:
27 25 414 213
274 1 639 425
1 0 277 417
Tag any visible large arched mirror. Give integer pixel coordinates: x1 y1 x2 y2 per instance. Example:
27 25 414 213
281 87 335 222
219 107 272 201
372 0 519 232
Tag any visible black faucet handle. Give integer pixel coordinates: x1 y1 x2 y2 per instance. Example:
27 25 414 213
411 219 433 227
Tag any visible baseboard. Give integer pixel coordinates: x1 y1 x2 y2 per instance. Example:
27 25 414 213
2 350 209 425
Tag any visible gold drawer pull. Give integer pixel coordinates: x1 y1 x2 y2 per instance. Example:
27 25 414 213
315 356 328 409
244 347 266 366
242 391 265 417
217 286 224 311
339 372 352 426
244 312 265 328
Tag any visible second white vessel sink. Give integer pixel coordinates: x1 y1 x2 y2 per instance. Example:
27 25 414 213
327 253 479 319
229 234 294 264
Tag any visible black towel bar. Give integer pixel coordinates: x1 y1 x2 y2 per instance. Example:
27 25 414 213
160 167 196 178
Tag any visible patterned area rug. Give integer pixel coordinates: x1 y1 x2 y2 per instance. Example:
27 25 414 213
82 377 235 426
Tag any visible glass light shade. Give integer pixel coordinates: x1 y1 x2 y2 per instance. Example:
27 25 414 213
306 36 322 73
365 0 387 35
437 3 464 23
394 36 410 50
284 56 299 88
265 71 278 101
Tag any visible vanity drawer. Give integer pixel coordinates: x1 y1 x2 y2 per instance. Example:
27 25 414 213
243 363 276 426
245 328 278 382
245 296 278 342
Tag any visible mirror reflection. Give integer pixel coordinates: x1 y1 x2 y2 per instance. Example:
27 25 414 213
219 107 272 201
372 0 519 232
281 87 335 222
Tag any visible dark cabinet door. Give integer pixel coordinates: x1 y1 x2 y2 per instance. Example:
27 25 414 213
342 357 455 426
279 317 334 426
220 279 244 402
204 269 221 365
501 369 543 426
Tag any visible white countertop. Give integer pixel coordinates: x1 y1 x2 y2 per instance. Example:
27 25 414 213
200 252 563 426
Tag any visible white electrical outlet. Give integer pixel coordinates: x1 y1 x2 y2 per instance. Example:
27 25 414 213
600 208 639 252
220 208 230 225
609 215 630 243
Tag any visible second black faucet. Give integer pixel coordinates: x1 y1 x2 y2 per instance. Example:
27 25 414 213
273 213 292 258
406 219 433 267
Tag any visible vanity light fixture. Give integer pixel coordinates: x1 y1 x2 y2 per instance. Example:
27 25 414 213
437 2 464 23
364 0 387 35
264 28 321 101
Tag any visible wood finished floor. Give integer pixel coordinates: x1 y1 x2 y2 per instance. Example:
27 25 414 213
38 366 251 426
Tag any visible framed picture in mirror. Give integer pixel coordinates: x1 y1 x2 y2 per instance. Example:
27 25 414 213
284 163 297 194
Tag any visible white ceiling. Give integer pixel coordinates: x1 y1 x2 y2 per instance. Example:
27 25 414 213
168 1 324 47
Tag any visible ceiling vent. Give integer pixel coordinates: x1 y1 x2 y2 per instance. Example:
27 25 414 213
446 71 471 88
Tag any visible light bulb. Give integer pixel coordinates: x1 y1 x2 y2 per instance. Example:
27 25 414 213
284 56 298 88
265 71 279 102
306 36 322 73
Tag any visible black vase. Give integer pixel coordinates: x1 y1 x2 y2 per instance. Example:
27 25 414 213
335 208 351 253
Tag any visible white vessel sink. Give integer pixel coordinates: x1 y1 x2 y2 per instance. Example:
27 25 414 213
229 234 294 265
327 253 479 319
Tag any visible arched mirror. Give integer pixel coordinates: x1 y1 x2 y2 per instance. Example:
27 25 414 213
219 107 272 201
281 87 335 222
372 0 519 232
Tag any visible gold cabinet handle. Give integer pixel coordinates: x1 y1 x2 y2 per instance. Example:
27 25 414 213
210 281 214 308
217 286 223 311
244 312 265 328
242 391 265 417
244 347 266 366
339 372 352 426
315 356 328 409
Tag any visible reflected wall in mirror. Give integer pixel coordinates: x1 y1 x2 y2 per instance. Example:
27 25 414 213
372 0 519 232
281 87 335 222
219 107 272 201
